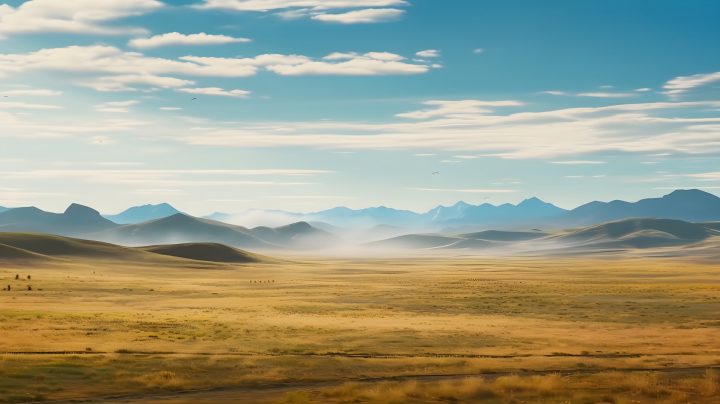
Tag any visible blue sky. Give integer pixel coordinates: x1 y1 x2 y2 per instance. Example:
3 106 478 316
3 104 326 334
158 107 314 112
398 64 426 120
0 0 719 215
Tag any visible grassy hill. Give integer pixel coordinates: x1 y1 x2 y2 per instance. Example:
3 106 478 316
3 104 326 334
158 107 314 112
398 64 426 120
140 243 276 263
0 232 278 264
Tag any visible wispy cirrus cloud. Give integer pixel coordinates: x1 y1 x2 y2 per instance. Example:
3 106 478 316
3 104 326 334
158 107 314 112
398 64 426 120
396 100 523 119
541 91 636 98
0 89 62 96
0 102 62 109
549 161 605 165
663 71 720 97
171 101 720 159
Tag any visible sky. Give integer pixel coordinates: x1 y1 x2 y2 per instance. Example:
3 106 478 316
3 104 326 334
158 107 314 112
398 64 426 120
0 0 719 216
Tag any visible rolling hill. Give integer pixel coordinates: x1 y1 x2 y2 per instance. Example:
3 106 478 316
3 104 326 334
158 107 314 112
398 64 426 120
0 242 60 262
0 233 277 264
366 217 720 253
0 206 8 213
103 203 181 224
140 243 275 263
550 218 718 249
0 204 118 237
458 230 551 242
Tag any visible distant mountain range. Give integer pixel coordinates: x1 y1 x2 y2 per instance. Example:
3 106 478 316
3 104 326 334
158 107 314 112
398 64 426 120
198 189 720 232
0 189 719 252
0 204 116 237
0 206 8 213
103 203 181 224
553 189 720 226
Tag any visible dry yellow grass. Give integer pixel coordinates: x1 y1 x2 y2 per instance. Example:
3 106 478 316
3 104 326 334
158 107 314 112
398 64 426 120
0 254 718 402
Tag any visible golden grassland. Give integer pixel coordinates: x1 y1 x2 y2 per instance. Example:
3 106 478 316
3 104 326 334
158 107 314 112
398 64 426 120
0 255 719 402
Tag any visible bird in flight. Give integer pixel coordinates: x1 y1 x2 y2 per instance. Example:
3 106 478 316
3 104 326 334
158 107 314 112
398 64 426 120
484 197 490 199
191 98 197 101
432 172 439 174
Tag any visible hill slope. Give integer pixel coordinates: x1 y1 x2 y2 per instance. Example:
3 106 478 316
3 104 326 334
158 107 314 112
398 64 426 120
140 243 274 263
458 230 550 242
0 242 60 262
0 232 280 264
551 218 719 250
0 232 155 259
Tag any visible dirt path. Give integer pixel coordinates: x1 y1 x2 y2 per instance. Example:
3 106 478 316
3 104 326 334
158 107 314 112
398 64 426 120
37 366 718 404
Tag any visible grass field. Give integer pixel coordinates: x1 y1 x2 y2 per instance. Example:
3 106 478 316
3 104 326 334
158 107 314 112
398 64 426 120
0 253 719 403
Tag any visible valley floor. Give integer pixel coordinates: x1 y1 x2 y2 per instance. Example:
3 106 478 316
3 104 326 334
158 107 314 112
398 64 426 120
0 255 719 403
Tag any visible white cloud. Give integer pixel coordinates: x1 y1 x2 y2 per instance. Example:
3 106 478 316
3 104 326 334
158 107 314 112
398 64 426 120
440 160 461 163
0 0 163 38
0 89 62 96
635 88 652 92
178 87 251 98
453 156 479 159
542 91 636 98
664 71 720 96
416 50 440 58
196 0 408 12
79 75 196 92
0 102 62 109
160 107 182 110
128 32 252 49
396 100 523 119
95 100 140 108
0 46 428 91
266 58 428 76
539 91 569 96
364 52 406 61
0 45 257 79
312 8 404 23
549 161 605 165
95 108 130 113
473 49 484 54
324 52 405 61
577 92 636 98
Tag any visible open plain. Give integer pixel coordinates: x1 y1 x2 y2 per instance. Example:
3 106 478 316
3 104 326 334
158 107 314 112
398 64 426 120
0 245 719 403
